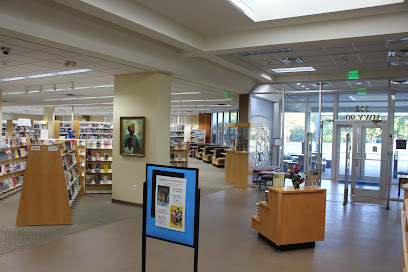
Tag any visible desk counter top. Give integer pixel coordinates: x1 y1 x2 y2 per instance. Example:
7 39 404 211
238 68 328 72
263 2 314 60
268 186 326 194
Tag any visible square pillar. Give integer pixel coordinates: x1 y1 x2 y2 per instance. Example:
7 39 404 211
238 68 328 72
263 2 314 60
112 72 171 205
43 107 55 138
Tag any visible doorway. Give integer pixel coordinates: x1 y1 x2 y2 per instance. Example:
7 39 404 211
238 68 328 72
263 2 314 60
332 120 389 202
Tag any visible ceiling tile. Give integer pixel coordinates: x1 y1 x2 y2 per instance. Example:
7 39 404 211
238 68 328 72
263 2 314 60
323 46 356 55
4 39 48 50
20 51 62 61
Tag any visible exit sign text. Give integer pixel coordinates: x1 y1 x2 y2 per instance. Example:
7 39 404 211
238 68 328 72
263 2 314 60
347 70 360 80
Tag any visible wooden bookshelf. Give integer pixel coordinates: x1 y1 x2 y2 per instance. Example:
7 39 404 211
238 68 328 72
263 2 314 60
16 140 83 226
0 137 30 200
85 139 113 193
251 187 326 248
79 121 113 140
170 142 189 168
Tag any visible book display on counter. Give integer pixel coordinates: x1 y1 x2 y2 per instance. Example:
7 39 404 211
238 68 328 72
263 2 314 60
16 140 84 226
85 139 113 193
79 121 113 140
0 137 29 200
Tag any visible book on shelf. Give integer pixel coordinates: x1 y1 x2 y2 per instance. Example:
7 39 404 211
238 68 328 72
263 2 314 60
104 165 109 173
0 152 3 161
104 153 109 160
4 150 12 160
95 163 101 172
95 175 101 184
86 175 92 184
103 175 108 184
14 149 19 158
96 152 101 160
5 164 10 174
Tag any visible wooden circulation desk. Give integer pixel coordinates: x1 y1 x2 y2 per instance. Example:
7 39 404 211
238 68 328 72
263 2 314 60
225 150 253 188
252 187 326 248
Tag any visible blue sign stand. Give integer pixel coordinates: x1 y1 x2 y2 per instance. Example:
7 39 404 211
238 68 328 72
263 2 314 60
142 164 200 272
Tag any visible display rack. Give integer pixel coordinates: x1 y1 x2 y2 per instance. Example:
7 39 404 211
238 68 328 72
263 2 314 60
0 137 29 200
16 140 84 226
190 126 199 144
85 139 113 193
79 121 113 140
170 125 185 147
54 120 80 139
76 139 87 194
170 142 189 168
2 120 6 137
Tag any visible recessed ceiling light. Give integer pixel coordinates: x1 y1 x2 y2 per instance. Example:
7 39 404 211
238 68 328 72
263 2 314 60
240 48 292 56
227 0 253 14
0 69 93 82
296 83 301 85
356 82 362 85
306 88 309 90
302 86 305 88
271 67 316 73
171 92 201 95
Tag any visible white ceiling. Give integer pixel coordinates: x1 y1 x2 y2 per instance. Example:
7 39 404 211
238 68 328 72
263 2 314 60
0 36 238 116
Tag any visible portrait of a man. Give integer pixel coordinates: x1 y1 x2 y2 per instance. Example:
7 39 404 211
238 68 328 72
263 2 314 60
120 117 145 156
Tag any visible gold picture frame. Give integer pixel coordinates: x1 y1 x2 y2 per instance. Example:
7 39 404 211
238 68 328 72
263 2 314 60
120 117 145 156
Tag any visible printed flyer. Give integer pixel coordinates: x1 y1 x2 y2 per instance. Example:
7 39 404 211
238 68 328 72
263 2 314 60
155 175 186 232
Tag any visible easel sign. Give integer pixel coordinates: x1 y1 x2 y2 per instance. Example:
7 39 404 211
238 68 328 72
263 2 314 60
142 164 200 272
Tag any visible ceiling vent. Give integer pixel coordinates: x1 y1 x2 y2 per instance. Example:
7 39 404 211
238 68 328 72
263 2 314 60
311 82 332 87
279 57 307 65
390 61 408 67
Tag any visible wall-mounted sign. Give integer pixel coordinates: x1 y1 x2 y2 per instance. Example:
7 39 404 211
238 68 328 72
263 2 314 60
347 70 360 80
225 91 231 99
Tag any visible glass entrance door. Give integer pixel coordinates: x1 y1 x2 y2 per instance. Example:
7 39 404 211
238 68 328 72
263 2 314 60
350 121 388 199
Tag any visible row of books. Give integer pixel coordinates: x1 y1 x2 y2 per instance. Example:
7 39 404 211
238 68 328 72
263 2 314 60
0 137 28 149
60 122 71 128
86 139 113 149
86 151 110 161
0 175 24 194
64 166 79 190
86 163 110 173
80 122 113 129
86 174 110 184
79 135 113 140
79 128 113 134
62 153 76 171
61 140 75 154
170 126 184 132
0 147 28 161
0 161 27 175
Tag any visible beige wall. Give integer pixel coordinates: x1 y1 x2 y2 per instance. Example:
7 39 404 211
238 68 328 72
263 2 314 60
112 72 171 205
89 116 105 122
191 115 199 127
13 114 43 121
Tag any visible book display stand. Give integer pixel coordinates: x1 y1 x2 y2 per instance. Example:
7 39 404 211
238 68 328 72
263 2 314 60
16 140 84 226
0 137 29 200
85 139 113 193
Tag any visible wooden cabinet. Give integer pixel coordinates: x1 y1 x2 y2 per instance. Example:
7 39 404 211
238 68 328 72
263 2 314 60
252 187 326 247
225 150 253 188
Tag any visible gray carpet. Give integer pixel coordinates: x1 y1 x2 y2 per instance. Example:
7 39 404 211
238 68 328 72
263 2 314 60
0 158 231 256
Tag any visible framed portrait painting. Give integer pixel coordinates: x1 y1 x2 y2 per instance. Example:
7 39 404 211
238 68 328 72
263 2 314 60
120 117 145 156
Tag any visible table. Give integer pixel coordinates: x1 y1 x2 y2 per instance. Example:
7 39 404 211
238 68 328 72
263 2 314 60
221 152 226 156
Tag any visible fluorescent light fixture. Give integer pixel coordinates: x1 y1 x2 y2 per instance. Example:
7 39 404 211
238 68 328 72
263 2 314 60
296 83 301 85
171 99 232 103
227 0 253 14
388 37 408 43
392 80 408 85
271 67 316 73
0 69 93 82
171 109 212 111
44 96 113 101
302 85 305 88
348 96 356 101
240 48 292 56
356 82 362 85
390 61 408 67
171 92 201 95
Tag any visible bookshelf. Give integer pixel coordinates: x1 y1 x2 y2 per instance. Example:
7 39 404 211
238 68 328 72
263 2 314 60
170 125 184 148
0 137 29 200
16 140 84 226
2 120 6 136
32 121 48 140
79 121 113 140
170 142 189 168
54 120 80 139
76 139 87 195
85 139 113 193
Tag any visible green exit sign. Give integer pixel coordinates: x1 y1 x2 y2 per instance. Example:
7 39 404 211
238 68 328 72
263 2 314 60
225 91 231 99
347 70 360 80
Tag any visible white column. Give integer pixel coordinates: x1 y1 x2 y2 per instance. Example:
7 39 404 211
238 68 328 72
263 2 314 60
43 107 55 138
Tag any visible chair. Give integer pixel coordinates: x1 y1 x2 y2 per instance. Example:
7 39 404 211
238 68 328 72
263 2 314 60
189 143 198 157
202 146 220 163
305 169 322 187
212 148 226 167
